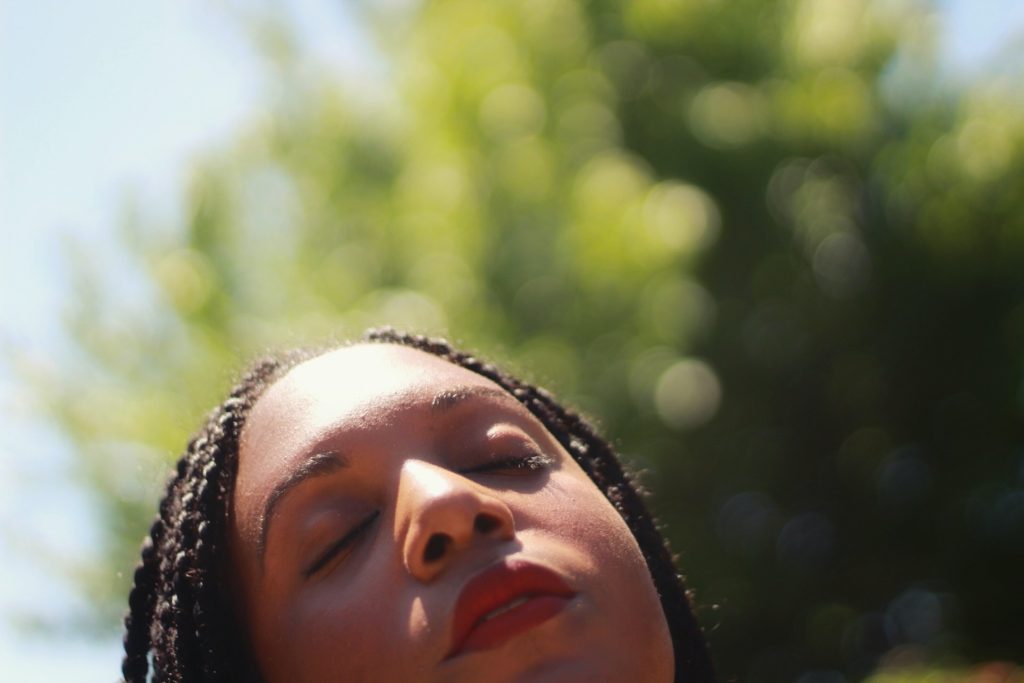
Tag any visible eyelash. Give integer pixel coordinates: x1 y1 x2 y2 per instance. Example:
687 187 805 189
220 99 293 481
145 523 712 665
462 452 555 475
305 510 380 578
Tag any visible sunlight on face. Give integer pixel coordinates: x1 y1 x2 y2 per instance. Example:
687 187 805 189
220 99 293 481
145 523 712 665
229 344 674 683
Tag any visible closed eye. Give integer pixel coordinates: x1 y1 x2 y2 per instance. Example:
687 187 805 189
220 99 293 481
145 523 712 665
304 510 380 578
461 452 555 475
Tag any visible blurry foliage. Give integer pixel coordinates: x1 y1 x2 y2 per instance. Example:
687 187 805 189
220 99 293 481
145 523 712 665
867 660 1023 683
34 0 1024 680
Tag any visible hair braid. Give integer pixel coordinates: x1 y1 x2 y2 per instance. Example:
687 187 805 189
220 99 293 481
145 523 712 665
122 443 201 681
122 518 165 681
189 452 228 681
121 356 303 682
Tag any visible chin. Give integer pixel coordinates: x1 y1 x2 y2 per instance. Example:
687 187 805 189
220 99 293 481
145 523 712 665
447 621 669 683
501 656 663 683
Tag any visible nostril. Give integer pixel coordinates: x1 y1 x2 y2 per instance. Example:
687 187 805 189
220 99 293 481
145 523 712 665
474 513 499 535
423 533 450 563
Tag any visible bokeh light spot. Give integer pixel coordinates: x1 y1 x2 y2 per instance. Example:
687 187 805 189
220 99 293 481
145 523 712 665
654 357 722 430
885 588 943 646
640 275 716 344
154 249 214 314
777 512 836 573
479 83 547 140
689 82 764 149
642 181 720 255
790 0 865 67
716 491 783 557
813 232 871 298
876 449 932 514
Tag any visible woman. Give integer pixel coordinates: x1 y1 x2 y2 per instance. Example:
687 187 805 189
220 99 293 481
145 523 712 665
122 328 715 682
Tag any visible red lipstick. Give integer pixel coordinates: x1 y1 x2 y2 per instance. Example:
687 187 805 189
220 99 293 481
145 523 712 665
446 558 576 659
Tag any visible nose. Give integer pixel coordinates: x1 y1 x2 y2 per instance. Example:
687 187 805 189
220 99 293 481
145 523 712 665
397 460 516 583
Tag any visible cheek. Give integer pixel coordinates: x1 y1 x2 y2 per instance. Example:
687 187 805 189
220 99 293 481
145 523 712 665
516 473 675 681
525 473 647 573
250 565 417 683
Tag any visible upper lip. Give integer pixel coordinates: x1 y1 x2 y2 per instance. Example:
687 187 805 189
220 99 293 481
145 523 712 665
446 557 576 659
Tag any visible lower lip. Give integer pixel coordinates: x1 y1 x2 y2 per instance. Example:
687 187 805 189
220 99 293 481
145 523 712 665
454 595 573 657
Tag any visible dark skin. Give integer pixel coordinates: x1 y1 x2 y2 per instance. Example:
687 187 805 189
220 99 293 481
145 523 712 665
227 344 674 683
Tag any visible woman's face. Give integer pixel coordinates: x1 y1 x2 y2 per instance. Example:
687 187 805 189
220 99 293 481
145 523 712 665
229 344 674 683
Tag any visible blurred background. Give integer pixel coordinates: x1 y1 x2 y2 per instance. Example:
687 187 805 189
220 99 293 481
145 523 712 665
2 0 1023 681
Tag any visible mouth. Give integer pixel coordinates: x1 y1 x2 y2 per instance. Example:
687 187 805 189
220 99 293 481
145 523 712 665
445 558 577 660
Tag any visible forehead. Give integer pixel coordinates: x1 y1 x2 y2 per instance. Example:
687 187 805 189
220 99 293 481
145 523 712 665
235 344 512 512
242 343 506 455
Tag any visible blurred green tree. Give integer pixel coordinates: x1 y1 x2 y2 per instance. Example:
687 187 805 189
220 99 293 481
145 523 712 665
36 0 1024 681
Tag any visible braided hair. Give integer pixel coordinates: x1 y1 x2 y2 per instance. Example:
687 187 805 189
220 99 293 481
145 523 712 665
121 328 715 682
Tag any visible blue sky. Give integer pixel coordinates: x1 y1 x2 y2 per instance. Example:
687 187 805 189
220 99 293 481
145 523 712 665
0 1 1021 680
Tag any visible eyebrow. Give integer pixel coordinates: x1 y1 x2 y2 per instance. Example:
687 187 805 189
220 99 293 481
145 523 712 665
257 450 348 562
430 385 517 412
